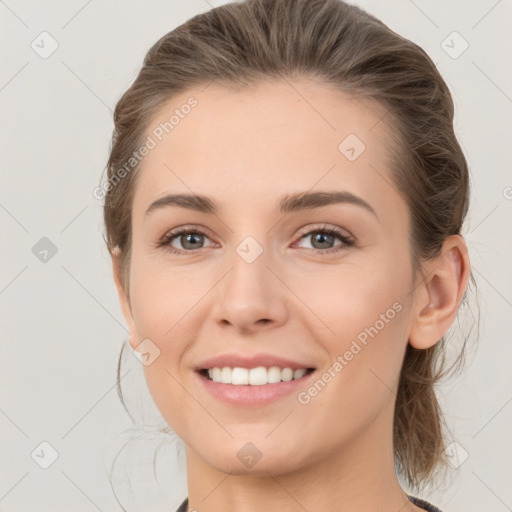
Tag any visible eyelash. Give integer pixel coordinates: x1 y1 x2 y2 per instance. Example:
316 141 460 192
157 224 354 256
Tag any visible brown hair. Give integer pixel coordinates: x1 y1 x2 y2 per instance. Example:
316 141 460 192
102 0 473 490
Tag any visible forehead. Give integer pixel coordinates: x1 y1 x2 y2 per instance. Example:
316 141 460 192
132 78 398 216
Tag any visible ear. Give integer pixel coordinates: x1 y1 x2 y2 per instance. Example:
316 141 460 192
409 235 470 350
111 249 138 350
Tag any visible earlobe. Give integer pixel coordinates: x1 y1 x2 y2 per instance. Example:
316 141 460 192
111 251 138 348
409 235 470 350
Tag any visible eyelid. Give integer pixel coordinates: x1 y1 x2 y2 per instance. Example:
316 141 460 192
295 223 353 240
161 224 215 241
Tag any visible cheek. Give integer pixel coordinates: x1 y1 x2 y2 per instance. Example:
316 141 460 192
292 254 412 398
128 257 209 340
129 260 206 434
292 271 411 450
291 253 411 344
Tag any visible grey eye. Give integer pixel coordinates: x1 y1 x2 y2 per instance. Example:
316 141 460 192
172 232 208 250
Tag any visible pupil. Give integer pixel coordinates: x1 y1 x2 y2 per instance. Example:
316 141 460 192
313 233 333 249
182 233 203 249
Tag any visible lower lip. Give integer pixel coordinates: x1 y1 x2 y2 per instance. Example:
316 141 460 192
196 370 315 406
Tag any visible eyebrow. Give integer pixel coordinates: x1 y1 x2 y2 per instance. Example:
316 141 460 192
145 190 377 218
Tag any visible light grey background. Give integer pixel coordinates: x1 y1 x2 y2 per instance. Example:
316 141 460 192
1 1 511 511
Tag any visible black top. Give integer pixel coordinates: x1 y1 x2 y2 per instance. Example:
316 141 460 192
175 495 443 511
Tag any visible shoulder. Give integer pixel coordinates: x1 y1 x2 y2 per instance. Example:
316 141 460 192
176 496 444 512
408 494 444 512
175 497 189 512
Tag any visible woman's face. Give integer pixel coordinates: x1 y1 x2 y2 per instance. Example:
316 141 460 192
117 78 418 475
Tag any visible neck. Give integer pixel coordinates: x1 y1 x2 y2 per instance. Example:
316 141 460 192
184 408 421 512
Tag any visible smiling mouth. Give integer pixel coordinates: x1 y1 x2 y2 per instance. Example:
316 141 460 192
198 366 316 386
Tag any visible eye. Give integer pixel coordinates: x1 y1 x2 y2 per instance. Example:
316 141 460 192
159 227 215 254
157 224 354 256
296 225 354 253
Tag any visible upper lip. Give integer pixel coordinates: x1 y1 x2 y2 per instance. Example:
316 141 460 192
195 353 316 371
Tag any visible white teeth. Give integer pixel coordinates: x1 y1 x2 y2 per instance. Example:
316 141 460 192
231 367 249 385
267 366 282 384
206 366 310 385
293 368 307 380
221 367 232 384
281 368 293 381
249 367 267 385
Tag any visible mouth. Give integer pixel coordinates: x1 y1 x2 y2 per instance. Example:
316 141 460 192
197 366 316 385
193 353 318 405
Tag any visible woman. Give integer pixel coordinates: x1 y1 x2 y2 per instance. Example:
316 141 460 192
102 0 472 510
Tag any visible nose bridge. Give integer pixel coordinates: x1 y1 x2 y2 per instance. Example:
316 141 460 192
213 233 288 330
227 234 273 306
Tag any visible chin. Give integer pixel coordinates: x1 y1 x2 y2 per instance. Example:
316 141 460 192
209 453 301 476
192 435 309 476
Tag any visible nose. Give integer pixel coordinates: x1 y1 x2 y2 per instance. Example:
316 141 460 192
212 246 289 334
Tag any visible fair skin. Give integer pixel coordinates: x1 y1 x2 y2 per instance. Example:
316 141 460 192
112 78 469 512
